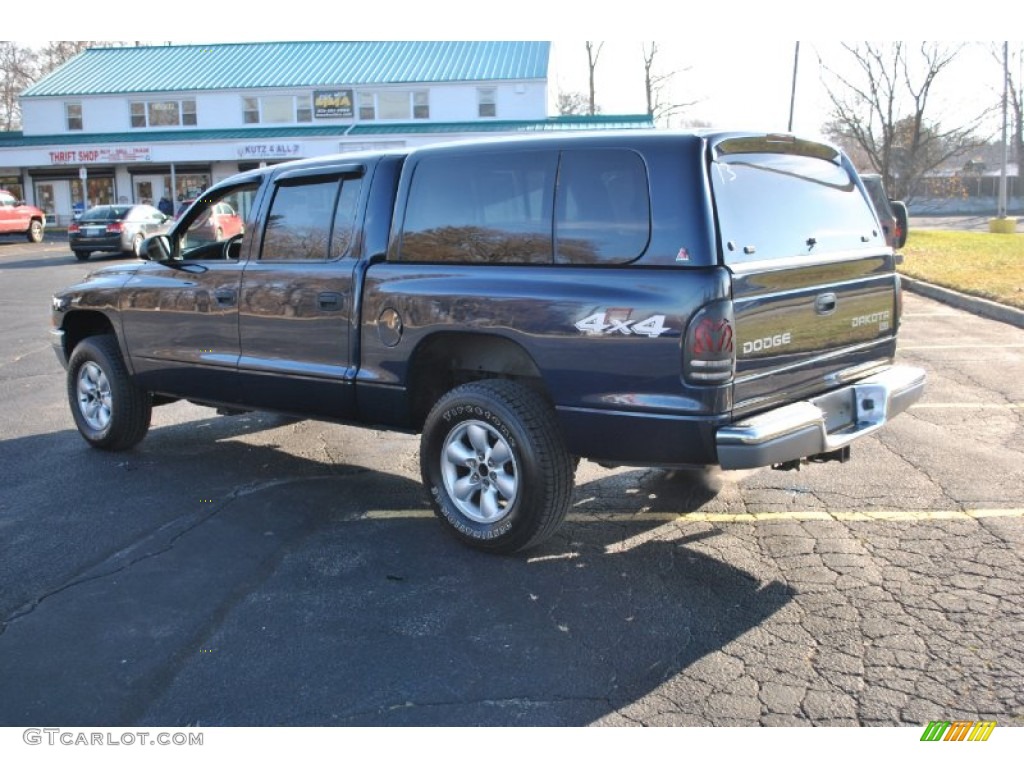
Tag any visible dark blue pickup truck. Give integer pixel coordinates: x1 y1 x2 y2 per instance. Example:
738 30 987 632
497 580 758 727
51 131 925 553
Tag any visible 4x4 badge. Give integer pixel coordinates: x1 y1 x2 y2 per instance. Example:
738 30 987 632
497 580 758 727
575 311 670 338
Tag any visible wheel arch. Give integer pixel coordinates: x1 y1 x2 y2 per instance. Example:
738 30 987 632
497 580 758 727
60 310 119 362
406 331 549 430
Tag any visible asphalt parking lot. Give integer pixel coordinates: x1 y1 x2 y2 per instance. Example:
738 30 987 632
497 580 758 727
0 237 1021 727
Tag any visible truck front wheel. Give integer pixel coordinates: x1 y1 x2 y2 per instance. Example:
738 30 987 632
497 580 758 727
420 380 574 554
67 335 152 451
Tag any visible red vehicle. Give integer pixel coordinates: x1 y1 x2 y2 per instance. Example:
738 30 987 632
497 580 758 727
176 199 243 241
0 190 46 243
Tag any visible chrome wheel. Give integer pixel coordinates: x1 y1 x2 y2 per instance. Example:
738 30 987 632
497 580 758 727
76 361 112 431
440 419 519 524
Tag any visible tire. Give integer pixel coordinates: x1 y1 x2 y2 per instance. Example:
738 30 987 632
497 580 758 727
67 335 152 451
130 233 144 257
420 379 574 554
73 250 90 262
26 219 43 243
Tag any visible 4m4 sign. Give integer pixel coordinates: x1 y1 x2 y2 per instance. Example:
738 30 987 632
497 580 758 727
575 311 671 338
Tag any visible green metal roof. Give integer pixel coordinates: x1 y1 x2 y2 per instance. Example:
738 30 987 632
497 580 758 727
22 42 551 98
347 115 656 135
0 116 654 148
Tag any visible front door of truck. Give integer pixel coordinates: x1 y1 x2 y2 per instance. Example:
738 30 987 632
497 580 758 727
119 181 262 403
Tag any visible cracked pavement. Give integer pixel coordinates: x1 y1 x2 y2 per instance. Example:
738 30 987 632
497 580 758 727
1 242 1022 727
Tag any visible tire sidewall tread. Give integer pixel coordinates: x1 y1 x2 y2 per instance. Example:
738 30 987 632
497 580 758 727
67 335 152 451
421 379 573 554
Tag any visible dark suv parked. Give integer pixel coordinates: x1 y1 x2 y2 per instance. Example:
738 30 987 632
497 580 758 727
51 131 925 553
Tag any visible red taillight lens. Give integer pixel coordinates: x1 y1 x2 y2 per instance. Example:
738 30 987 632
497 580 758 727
68 222 80 233
693 318 733 355
106 222 123 233
684 301 736 385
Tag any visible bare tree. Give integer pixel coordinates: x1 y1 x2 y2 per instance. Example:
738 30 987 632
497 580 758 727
585 41 603 116
641 42 697 127
821 42 989 201
556 90 589 116
0 42 37 131
37 41 95 74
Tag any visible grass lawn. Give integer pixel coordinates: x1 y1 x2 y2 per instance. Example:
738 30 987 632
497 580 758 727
898 229 1024 310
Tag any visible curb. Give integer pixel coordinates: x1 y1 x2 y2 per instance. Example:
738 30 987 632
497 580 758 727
901 276 1024 330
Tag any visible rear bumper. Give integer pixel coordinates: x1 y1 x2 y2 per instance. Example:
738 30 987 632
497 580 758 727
70 234 128 252
716 365 926 470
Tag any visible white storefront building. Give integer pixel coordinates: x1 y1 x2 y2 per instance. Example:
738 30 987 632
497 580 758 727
0 41 651 224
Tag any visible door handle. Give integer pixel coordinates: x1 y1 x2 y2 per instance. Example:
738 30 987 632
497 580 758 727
318 292 343 312
213 288 236 307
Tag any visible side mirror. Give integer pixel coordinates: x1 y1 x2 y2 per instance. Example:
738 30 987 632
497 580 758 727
140 234 172 262
889 200 909 249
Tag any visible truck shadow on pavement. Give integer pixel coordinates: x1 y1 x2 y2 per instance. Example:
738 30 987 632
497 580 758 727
0 417 793 726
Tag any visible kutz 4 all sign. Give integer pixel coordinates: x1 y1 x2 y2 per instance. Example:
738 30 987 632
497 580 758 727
920 720 997 742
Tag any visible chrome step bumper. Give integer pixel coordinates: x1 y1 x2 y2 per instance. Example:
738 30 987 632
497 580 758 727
716 365 926 470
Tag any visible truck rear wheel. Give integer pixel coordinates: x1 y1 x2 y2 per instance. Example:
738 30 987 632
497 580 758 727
420 380 574 554
67 335 152 451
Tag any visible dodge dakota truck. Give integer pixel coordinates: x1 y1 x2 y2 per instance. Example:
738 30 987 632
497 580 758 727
51 131 926 553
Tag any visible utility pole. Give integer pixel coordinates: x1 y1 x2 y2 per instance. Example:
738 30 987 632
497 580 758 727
787 42 800 132
998 41 1008 219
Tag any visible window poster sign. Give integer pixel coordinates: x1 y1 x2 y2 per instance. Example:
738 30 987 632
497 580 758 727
313 90 354 119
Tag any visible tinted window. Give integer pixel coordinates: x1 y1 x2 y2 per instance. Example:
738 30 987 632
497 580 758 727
330 179 361 259
711 150 881 264
555 149 651 264
400 151 556 264
260 177 361 262
261 180 336 261
180 183 260 260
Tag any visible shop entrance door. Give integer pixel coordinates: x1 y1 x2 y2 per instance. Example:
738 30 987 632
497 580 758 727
134 176 163 206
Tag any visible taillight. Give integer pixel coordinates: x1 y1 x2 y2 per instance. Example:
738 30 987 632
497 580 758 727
106 222 123 233
684 300 736 385
68 222 80 233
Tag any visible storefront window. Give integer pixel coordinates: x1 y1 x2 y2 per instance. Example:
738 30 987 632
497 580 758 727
130 99 197 128
34 184 55 217
66 103 83 131
357 90 430 121
0 177 24 201
71 178 115 210
164 174 211 204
